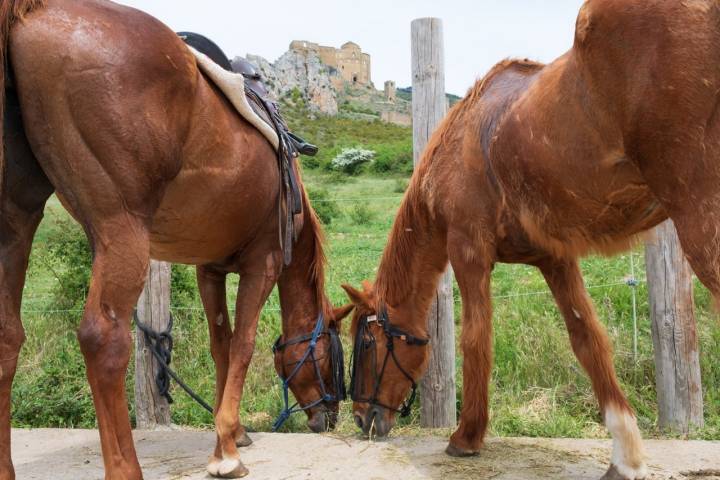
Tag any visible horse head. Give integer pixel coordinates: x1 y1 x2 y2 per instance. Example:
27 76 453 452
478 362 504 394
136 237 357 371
342 281 430 438
272 303 353 433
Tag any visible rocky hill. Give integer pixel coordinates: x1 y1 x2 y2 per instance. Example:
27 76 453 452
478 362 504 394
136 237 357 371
244 48 340 115
238 47 412 124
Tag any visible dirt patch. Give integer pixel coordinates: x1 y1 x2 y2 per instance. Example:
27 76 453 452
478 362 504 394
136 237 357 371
10 429 720 479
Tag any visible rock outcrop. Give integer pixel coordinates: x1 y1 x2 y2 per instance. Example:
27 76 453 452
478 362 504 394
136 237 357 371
243 49 338 115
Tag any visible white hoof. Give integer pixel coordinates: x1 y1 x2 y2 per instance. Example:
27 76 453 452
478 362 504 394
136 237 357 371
207 456 222 477
605 406 647 480
218 457 249 478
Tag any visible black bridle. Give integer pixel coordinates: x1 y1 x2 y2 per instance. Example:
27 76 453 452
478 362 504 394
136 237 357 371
349 307 429 418
271 313 346 431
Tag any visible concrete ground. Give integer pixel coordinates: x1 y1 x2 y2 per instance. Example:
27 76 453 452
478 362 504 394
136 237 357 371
10 428 720 479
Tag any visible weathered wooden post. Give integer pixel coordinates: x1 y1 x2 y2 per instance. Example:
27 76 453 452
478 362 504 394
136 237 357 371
411 17 457 428
645 220 703 433
135 260 172 429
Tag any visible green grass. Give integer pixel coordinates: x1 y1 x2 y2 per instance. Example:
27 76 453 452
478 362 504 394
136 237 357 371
10 112 720 442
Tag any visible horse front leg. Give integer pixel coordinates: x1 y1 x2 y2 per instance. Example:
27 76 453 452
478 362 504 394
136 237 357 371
197 266 252 462
446 232 494 456
539 257 647 480
206 251 282 479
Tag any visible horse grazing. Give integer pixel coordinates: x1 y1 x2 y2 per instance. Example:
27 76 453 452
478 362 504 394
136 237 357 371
342 1 720 478
0 1 350 479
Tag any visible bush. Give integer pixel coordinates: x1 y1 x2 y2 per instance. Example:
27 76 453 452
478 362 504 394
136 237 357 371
331 148 375 175
38 217 92 310
171 264 200 308
349 204 375 225
307 187 341 225
371 142 414 174
393 179 409 193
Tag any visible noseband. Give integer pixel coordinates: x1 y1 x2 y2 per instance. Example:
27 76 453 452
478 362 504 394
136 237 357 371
349 307 429 418
271 312 345 431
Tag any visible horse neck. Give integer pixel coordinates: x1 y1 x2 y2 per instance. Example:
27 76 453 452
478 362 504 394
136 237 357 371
376 177 449 336
277 200 328 338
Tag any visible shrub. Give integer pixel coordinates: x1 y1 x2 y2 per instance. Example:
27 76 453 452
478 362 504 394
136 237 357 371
38 217 92 311
307 187 341 225
331 148 375 175
393 178 409 193
171 264 200 308
322 171 352 185
349 204 375 225
371 143 414 174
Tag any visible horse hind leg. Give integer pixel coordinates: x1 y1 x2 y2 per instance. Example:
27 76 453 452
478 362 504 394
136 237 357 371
0 89 53 480
77 219 151 480
539 258 647 480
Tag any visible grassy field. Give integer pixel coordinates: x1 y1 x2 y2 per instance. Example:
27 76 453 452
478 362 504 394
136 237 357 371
10 114 720 442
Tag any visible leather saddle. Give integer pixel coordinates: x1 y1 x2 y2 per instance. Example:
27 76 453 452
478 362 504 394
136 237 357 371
177 32 317 157
178 31 315 265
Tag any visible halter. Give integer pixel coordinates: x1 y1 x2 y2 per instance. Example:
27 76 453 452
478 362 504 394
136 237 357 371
349 307 429 418
271 312 346 431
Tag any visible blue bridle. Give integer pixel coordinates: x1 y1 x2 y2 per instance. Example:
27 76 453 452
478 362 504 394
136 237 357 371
271 313 346 431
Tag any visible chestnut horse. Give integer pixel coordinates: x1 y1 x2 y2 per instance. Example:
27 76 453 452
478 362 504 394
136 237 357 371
343 1 720 479
0 0 350 479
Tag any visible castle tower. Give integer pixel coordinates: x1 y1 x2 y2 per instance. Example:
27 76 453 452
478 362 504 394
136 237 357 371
384 80 396 102
288 40 372 86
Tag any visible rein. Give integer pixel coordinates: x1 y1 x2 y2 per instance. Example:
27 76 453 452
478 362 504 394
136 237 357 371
271 312 346 431
349 307 429 418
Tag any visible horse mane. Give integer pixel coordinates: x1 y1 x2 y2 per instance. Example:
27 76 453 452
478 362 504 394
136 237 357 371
376 58 544 306
297 174 330 316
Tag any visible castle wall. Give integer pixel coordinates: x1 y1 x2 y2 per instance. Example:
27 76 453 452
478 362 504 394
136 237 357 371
290 40 371 86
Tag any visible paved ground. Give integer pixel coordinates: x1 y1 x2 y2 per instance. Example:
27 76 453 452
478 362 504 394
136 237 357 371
10 428 720 479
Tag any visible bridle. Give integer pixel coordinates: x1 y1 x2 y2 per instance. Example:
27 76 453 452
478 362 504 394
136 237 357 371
271 312 345 431
349 307 429 418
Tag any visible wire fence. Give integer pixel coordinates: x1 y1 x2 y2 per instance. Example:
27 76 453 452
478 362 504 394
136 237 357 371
23 193 648 367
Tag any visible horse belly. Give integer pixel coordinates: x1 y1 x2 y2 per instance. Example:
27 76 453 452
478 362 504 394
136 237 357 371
149 164 278 265
490 71 666 257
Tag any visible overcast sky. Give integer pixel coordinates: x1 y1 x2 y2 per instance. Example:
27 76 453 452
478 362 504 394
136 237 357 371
117 0 585 96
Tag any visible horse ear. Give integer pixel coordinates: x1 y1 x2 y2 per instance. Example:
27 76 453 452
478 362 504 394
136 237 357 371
341 284 368 307
330 303 354 331
361 280 374 294
333 303 354 321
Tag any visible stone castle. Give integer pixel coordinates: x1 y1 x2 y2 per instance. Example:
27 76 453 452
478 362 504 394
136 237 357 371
244 40 410 124
289 40 372 87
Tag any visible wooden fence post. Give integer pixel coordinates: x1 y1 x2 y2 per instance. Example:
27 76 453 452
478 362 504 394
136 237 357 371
645 220 703 433
135 260 172 429
411 17 457 428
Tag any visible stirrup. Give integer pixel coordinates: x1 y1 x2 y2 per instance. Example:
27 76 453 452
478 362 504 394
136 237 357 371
288 132 318 157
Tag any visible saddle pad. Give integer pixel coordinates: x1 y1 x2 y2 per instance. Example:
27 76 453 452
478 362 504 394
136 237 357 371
187 46 280 151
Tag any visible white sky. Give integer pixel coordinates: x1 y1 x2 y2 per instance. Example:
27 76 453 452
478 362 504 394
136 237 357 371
117 0 585 96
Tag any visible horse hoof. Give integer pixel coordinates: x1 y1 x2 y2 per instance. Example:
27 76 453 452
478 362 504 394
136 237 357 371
207 456 222 477
235 431 253 448
445 443 480 457
600 465 644 480
218 457 249 479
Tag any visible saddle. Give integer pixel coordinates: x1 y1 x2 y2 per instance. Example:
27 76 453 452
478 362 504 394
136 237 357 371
178 32 317 265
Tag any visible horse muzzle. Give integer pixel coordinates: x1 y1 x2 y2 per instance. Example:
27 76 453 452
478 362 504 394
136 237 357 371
355 405 394 438
307 402 339 433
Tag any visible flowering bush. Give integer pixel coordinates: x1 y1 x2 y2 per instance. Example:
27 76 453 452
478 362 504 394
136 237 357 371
330 147 375 175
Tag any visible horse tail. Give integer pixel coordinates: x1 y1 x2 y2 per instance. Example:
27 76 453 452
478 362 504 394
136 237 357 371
0 0 45 186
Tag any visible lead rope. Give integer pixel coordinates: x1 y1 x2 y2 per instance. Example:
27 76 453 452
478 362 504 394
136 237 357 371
133 311 214 415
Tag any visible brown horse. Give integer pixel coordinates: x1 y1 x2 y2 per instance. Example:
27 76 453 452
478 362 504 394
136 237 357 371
342 1 720 479
0 0 350 479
